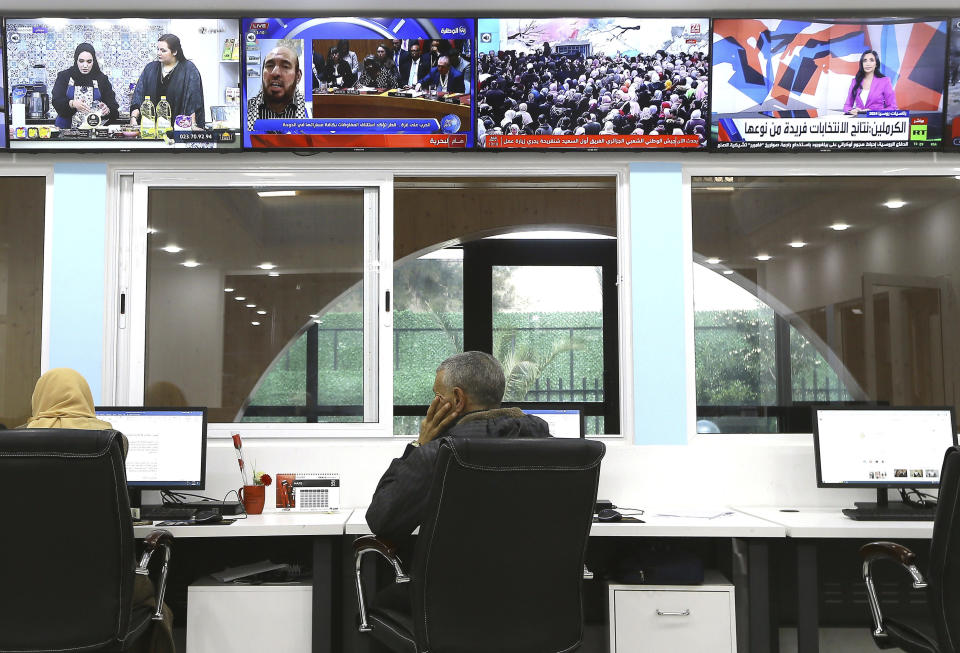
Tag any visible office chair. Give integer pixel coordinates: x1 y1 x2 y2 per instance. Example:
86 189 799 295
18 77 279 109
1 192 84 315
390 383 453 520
859 445 960 653
0 428 173 652
354 436 605 653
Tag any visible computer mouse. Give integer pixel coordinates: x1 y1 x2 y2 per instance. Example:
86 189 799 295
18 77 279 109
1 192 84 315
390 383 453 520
597 508 623 523
192 509 222 524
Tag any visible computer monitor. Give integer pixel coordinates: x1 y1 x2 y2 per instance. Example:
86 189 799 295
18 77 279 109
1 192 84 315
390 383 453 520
813 406 957 516
95 407 207 490
516 405 585 438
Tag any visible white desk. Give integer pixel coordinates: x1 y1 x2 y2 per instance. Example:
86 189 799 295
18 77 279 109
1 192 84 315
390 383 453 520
345 507 784 653
734 506 934 653
134 511 349 538
136 510 351 653
345 506 785 538
733 505 933 539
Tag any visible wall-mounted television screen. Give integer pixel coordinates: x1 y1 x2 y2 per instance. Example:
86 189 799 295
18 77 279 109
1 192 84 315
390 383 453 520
0 40 6 148
712 18 948 151
242 17 475 149
4 18 242 150
946 18 960 148
475 18 709 149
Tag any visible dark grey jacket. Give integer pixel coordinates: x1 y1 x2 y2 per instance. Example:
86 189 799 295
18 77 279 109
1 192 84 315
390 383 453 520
365 407 552 542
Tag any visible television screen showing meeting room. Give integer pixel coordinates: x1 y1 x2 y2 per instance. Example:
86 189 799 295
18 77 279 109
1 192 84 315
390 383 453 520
4 17 242 150
712 17 949 151
475 17 709 149
242 17 475 149
945 17 960 148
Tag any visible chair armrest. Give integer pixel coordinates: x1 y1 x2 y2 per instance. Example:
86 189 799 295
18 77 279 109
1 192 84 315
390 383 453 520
858 541 928 640
860 541 918 567
136 529 174 621
353 535 409 632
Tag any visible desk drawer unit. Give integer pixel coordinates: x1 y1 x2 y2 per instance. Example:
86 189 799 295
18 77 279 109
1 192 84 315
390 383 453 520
609 573 736 653
187 577 312 653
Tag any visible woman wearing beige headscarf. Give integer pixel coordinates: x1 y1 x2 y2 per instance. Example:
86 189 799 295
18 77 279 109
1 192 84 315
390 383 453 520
24 368 176 653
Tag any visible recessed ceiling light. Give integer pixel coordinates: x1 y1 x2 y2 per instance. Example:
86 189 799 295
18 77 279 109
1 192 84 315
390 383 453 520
251 321 261 326
722 270 734 275
246 303 256 308
309 314 319 318
268 272 280 277
830 223 850 231
181 260 200 268
788 241 806 248
257 190 297 198
224 287 234 293
257 310 267 315
955 175 960 181
706 257 721 265
161 245 182 253
146 227 158 235
257 263 276 270
235 296 246 301
851 308 863 315
755 254 772 261
883 199 906 209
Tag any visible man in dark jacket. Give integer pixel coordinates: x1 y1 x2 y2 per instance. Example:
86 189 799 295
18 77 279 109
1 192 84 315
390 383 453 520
366 351 551 542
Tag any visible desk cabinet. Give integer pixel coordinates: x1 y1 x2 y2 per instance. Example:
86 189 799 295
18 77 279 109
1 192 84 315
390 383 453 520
187 577 312 653
608 572 736 653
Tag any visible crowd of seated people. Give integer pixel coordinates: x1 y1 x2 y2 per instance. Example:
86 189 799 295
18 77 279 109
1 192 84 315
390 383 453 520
475 45 708 145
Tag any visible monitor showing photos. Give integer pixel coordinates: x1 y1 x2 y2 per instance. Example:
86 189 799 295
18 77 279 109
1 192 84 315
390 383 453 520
475 17 709 149
946 18 960 148
242 17 475 149
712 18 948 151
4 18 242 150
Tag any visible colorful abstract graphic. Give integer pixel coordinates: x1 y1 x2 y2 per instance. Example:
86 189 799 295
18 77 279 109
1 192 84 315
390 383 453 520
713 19 947 115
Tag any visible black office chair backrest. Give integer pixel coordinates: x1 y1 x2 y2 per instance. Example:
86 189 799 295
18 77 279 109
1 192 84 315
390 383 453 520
929 445 960 653
0 429 135 652
411 437 605 653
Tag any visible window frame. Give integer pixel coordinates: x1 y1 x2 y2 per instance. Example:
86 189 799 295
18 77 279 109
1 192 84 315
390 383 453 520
107 168 393 439
684 160 960 440
106 162 632 442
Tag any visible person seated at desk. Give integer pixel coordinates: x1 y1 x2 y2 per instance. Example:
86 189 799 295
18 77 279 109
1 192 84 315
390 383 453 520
417 56 466 95
246 45 307 131
399 43 431 89
366 351 553 543
19 368 175 653
355 54 398 90
376 43 400 83
322 46 356 89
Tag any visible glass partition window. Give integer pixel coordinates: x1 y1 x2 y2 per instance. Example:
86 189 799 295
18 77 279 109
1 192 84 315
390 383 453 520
0 177 45 429
144 187 373 424
692 176 959 433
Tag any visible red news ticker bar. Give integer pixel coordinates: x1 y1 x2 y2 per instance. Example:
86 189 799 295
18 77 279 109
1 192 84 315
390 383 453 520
486 134 701 148
250 134 469 148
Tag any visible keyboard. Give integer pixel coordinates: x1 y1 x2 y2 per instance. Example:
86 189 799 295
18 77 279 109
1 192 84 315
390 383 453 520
843 507 935 521
140 504 198 521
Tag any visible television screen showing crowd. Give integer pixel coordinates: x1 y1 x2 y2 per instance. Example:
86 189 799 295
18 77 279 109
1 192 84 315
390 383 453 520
475 18 709 149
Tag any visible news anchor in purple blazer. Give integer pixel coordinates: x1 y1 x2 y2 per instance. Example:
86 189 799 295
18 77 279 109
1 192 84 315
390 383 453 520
843 50 898 115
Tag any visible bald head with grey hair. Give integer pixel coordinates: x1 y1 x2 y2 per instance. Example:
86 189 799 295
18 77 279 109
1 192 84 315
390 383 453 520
436 351 505 409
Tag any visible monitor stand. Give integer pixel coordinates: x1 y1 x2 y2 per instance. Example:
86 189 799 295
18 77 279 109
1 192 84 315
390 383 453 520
843 488 936 520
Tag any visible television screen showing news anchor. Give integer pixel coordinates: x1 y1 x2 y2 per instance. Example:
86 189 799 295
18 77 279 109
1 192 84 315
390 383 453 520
4 17 242 150
712 18 948 151
475 17 710 149
242 17 475 149
946 18 960 148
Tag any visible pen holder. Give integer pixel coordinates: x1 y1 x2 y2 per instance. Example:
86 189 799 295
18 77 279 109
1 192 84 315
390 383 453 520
239 484 265 515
